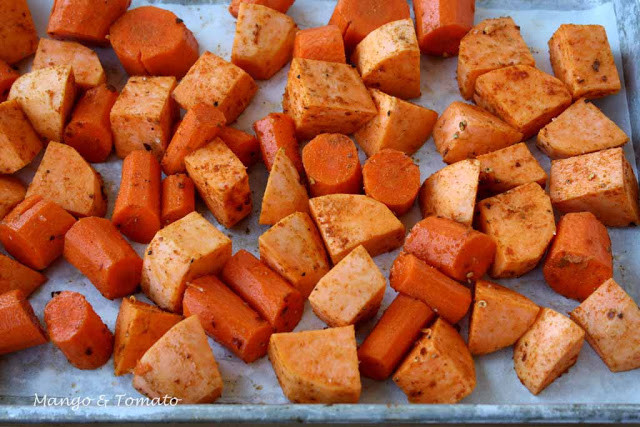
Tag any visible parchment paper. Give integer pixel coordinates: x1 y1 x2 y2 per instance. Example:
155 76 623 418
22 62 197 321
1 0 639 406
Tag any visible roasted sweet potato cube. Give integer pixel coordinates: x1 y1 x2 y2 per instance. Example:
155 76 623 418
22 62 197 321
283 58 376 140
258 212 330 298
9 65 76 143
172 52 258 123
457 17 535 100
419 159 480 226
260 148 309 225
0 175 25 220
268 325 361 403
393 318 476 403
228 0 294 18
433 101 523 164
474 65 572 139
0 254 47 296
0 100 42 174
468 281 539 355
309 245 386 327
293 25 346 64
47 0 130 45
477 182 556 278
354 89 437 157
549 147 640 227
549 24 620 100
110 76 176 159
26 142 106 218
309 194 405 264
351 19 420 99
570 279 640 372
537 98 628 159
0 0 38 64
413 0 474 57
184 138 252 228
232 4 297 80
477 142 547 195
544 212 612 301
0 60 19 101
514 308 585 395
33 39 105 89
141 212 232 312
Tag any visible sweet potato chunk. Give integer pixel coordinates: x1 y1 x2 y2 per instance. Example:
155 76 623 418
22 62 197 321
477 182 556 278
477 142 547 195
141 212 232 312
260 148 309 225
354 89 437 157
418 159 480 226
283 58 376 139
184 138 252 228
268 325 361 403
218 126 261 167
33 39 105 89
232 4 297 80
0 100 42 174
570 279 640 372
0 0 38 64
457 17 535 100
544 212 612 301
433 101 522 164
258 212 330 298
514 308 585 395
474 65 572 139
537 98 628 159
110 76 177 159
172 52 258 123
26 142 106 218
9 65 76 142
468 281 539 355
0 254 46 296
309 245 386 327
549 24 620 100
309 194 405 264
0 175 25 220
549 147 640 227
0 60 19 101
47 0 130 45
133 316 223 404
351 19 420 99
229 0 294 18
293 25 346 63
393 318 475 403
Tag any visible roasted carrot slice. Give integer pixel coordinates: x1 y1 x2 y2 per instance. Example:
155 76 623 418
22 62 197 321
253 113 302 174
218 126 261 168
0 289 47 355
0 254 47 296
413 0 475 56
161 174 195 226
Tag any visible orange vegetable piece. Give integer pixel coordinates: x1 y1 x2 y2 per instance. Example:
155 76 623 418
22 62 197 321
218 126 261 167
161 174 195 226
228 0 295 18
362 149 420 216
254 113 302 174
302 133 362 197
0 175 25 220
64 84 119 163
358 294 435 380
47 0 130 45
64 217 143 300
45 291 114 369
0 60 19 101
112 150 162 244
413 0 475 56
0 254 47 296
0 289 47 355
0 0 38 64
0 195 76 270
183 275 273 363
221 249 304 333
109 6 199 78
293 25 346 63
404 216 496 282
543 212 613 301
161 103 226 175
390 252 472 324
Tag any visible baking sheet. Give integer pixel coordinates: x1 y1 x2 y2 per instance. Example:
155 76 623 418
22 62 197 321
1 0 639 414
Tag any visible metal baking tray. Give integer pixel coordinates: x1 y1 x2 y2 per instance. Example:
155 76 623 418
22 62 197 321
1 0 640 423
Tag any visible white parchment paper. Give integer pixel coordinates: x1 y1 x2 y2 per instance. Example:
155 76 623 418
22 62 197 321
1 0 639 406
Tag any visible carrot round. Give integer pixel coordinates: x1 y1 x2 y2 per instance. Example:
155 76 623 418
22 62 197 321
302 133 362 196
0 254 47 296
0 195 76 270
64 84 119 163
112 150 162 243
0 289 48 355
218 126 261 168
47 0 130 45
413 0 475 57
161 174 195 226
44 291 114 369
109 6 199 78
183 275 273 363
362 149 420 216
221 249 304 333
293 25 346 63
253 113 303 174
64 217 142 300
0 59 19 101
358 294 435 380
404 216 496 282
161 103 226 175
390 252 472 324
